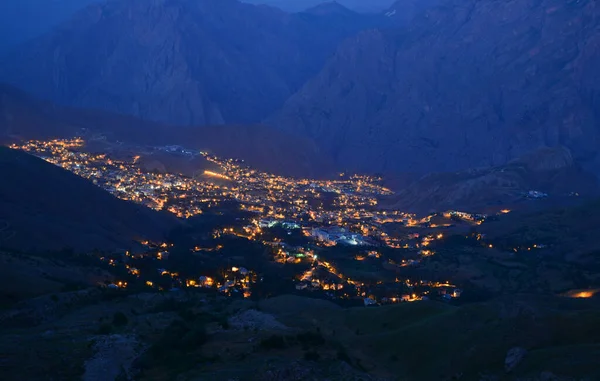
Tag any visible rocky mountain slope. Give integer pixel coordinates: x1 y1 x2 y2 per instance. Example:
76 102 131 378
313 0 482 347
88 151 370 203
1 284 599 381
382 0 442 24
268 0 600 175
0 0 387 127
386 147 599 213
0 146 179 251
243 0 396 13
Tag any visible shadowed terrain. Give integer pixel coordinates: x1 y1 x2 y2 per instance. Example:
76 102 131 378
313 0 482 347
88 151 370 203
0 146 178 251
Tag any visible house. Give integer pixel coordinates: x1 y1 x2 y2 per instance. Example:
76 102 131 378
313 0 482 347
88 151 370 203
310 228 334 242
281 221 301 230
258 219 278 228
310 226 371 246
364 297 377 306
526 190 548 199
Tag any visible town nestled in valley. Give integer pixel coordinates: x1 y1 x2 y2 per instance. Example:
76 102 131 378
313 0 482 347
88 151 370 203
10 138 572 307
2 0 600 379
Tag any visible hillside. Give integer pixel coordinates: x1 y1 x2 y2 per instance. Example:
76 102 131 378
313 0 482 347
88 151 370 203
0 146 178 251
0 84 335 178
0 0 387 127
482 198 600 264
268 0 600 175
385 147 599 213
1 286 599 380
262 294 600 381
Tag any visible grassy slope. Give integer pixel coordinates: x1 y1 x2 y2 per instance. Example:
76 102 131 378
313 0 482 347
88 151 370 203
1 287 599 381
262 295 600 380
484 199 600 262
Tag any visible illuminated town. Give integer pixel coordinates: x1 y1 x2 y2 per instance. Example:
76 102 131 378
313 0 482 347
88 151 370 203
11 138 498 305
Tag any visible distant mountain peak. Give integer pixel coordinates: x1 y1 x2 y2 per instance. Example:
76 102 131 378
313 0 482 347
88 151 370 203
304 1 356 16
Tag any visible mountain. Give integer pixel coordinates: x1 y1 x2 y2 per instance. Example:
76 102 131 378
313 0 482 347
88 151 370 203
268 0 600 176
382 0 442 24
0 0 387 127
0 0 100 53
304 1 358 16
0 84 335 178
385 147 599 213
0 146 179 252
242 0 396 13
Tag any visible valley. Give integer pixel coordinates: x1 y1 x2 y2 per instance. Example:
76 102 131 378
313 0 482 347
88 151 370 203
1 0 600 380
7 138 599 309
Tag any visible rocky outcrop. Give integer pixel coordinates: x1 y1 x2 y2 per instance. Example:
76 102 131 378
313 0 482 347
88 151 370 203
505 347 527 372
83 334 143 381
268 0 600 175
228 309 288 331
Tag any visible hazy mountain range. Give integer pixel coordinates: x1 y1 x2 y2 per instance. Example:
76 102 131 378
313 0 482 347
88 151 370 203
0 0 398 126
1 0 599 181
0 0 394 53
269 0 600 175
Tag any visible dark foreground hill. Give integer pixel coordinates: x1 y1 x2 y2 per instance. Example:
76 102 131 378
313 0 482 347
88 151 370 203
0 146 179 251
0 286 598 381
262 294 600 381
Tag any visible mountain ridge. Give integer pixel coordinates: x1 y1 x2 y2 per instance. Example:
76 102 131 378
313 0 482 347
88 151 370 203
384 146 599 213
267 0 600 176
0 0 390 127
